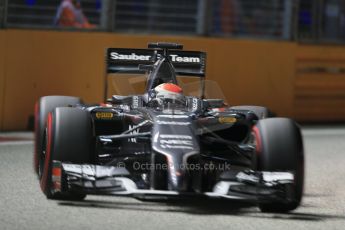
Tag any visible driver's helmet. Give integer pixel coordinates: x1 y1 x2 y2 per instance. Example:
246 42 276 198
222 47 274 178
154 83 185 106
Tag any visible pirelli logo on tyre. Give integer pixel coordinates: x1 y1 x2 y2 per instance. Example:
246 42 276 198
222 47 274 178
95 112 114 119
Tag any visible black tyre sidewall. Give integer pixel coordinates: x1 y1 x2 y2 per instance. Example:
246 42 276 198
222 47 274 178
34 96 82 174
255 118 304 212
40 107 93 199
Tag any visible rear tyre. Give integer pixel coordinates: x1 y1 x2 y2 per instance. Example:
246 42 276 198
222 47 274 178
34 96 82 175
39 107 93 200
253 118 304 213
230 105 272 119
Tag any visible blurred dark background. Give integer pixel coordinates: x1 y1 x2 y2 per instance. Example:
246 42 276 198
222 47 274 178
1 0 345 130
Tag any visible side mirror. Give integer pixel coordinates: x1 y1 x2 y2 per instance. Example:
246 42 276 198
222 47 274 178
109 95 144 109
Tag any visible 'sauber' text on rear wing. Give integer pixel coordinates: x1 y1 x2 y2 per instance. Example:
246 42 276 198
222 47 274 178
106 48 206 77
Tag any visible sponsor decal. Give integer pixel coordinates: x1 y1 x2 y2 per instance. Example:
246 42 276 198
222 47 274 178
262 172 294 183
157 115 189 119
110 52 200 63
160 139 193 146
157 120 191 125
128 125 138 143
160 134 192 139
95 112 114 119
162 110 185 115
218 117 237 124
192 98 198 111
159 134 194 150
170 54 200 63
110 52 151 61
160 145 194 150
132 96 140 108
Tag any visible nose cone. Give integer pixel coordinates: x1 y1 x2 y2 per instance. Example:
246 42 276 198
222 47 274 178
151 113 199 192
168 167 188 192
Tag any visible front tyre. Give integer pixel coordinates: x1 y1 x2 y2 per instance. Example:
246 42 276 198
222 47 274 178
34 96 82 175
39 107 93 200
253 118 304 212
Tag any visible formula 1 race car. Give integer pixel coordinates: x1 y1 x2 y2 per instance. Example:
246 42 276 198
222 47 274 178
34 42 304 213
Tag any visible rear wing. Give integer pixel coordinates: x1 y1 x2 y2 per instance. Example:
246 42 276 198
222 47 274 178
106 48 206 77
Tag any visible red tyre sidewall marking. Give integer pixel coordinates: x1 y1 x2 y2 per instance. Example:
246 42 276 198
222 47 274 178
34 102 39 172
40 112 53 193
252 126 262 170
252 126 262 154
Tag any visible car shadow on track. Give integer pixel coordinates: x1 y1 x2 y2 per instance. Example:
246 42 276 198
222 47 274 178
58 198 345 222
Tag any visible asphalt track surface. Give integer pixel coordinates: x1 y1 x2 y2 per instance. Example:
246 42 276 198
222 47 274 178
0 127 345 230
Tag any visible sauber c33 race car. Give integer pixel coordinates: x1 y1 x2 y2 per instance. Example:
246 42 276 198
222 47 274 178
34 42 304 213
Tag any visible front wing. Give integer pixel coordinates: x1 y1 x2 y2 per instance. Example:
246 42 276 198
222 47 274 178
51 161 296 203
